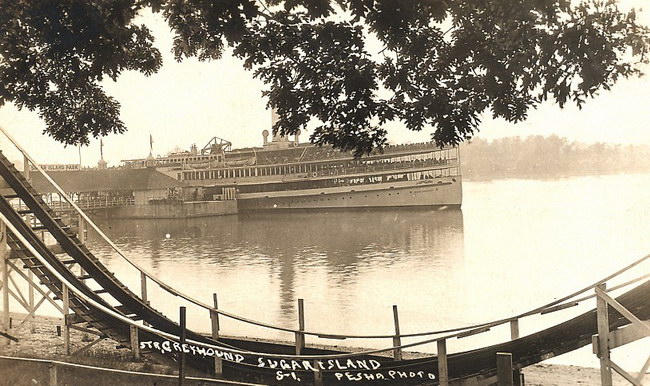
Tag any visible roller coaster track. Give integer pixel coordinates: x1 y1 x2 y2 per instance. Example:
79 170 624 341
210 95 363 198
1 130 650 384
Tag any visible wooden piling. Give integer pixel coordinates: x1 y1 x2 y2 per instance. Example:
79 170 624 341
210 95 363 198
437 339 449 386
596 283 613 386
295 298 305 355
392 305 402 361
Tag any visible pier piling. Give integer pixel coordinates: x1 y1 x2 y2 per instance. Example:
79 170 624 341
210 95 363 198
392 305 402 361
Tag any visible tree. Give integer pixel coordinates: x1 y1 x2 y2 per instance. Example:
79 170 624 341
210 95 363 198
1 0 649 156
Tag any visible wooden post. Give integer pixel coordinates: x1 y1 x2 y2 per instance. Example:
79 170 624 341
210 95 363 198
140 272 147 303
1 223 9 345
140 272 148 327
509 319 519 340
62 284 70 355
179 306 186 386
77 215 86 243
130 325 140 360
437 339 449 386
313 359 324 386
596 283 613 386
295 298 305 355
496 352 514 386
509 319 521 384
28 269 35 332
49 362 58 386
23 155 30 182
210 293 222 376
392 305 402 361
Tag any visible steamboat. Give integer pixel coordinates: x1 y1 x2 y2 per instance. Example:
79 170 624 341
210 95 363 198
122 128 462 211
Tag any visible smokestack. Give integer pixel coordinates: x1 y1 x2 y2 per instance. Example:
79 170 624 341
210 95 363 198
271 108 280 127
295 129 301 146
271 108 287 142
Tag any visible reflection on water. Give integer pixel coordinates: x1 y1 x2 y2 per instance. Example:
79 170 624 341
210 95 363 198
91 209 464 323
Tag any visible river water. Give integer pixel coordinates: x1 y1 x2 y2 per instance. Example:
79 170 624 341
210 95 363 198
84 173 650 370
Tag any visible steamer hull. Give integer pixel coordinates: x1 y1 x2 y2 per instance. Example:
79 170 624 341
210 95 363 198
237 176 462 211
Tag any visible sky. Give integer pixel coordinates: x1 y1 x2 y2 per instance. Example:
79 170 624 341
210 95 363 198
1 0 649 166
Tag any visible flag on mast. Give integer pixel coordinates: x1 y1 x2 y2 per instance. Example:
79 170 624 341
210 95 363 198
100 138 104 158
149 133 153 155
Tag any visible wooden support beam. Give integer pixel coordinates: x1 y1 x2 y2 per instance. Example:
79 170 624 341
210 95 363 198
313 359 324 386
635 355 650 385
392 305 402 361
69 324 103 337
596 283 613 386
610 360 643 386
140 272 148 327
18 293 51 328
130 325 140 361
7 287 29 310
23 155 30 182
210 293 222 376
590 320 650 352
77 215 86 243
509 319 519 340
496 352 514 386
5 266 63 314
49 362 58 386
457 326 491 339
596 286 650 336
0 330 18 342
2 223 10 344
28 269 34 332
62 285 70 356
179 306 187 386
509 319 522 383
295 298 305 355
437 339 449 386
8 273 28 307
70 335 105 356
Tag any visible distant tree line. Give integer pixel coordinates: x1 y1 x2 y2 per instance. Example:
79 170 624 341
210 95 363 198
460 135 650 180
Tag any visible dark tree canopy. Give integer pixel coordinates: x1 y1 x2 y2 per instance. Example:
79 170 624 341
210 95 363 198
1 0 649 156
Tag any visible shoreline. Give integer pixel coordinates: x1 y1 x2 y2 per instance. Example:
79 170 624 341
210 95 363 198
0 313 641 385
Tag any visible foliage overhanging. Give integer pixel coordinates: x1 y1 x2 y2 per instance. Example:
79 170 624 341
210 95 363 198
1 0 649 155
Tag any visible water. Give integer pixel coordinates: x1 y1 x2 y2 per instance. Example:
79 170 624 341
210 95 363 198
84 173 650 369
